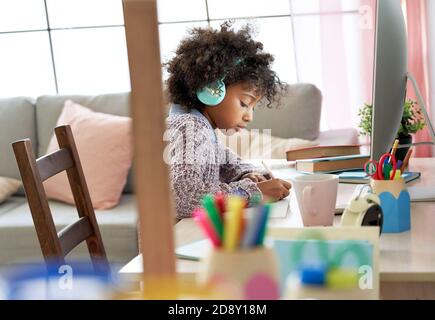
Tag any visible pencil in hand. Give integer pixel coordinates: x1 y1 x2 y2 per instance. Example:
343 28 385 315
261 160 275 179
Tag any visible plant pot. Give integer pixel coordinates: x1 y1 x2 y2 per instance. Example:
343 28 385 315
393 134 412 162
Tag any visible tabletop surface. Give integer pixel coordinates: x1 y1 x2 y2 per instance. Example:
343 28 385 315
120 158 435 282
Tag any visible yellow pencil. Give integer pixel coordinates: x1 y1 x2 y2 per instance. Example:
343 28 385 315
223 196 244 251
389 139 399 164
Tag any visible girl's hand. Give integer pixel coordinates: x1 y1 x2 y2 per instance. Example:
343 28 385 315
256 179 292 202
241 172 268 183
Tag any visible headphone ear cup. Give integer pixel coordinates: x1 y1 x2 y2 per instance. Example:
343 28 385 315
196 79 226 106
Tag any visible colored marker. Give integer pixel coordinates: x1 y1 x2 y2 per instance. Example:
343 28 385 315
241 204 265 248
383 163 392 180
223 196 244 250
214 192 226 219
396 160 403 170
256 203 271 246
201 194 224 240
193 208 221 247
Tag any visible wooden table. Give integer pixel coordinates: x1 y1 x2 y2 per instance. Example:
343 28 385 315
120 158 435 299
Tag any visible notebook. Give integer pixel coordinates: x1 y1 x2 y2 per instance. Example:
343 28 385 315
295 154 370 173
268 198 290 218
175 239 209 261
286 144 361 161
337 170 421 184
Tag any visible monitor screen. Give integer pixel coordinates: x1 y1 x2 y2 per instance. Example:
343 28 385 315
371 0 408 160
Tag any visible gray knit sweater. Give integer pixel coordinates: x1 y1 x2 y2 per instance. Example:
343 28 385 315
166 104 263 219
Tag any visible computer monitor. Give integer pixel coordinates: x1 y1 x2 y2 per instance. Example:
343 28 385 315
371 0 435 161
370 0 407 160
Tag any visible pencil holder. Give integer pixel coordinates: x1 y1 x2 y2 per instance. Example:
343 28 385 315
197 247 280 300
370 178 411 233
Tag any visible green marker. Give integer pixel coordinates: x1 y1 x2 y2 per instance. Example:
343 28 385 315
383 163 392 180
201 194 223 240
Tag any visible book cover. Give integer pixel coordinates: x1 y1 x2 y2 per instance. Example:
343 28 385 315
286 144 361 161
295 154 370 173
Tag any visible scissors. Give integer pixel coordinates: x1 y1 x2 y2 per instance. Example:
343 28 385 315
364 153 397 180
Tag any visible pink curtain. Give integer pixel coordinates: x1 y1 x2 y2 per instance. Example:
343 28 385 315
403 0 432 157
319 0 352 129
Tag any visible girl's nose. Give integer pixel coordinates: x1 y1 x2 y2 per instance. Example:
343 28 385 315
243 109 253 122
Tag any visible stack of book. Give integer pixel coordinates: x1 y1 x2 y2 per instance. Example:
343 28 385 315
295 154 370 173
286 145 367 173
286 144 361 161
284 144 421 184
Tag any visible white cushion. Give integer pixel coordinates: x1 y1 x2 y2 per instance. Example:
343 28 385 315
0 177 21 205
216 129 317 159
0 194 138 266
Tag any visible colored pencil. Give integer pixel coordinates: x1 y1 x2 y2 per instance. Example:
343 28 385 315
401 148 413 171
389 139 399 164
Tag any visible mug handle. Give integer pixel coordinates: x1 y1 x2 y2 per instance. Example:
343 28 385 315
302 186 316 217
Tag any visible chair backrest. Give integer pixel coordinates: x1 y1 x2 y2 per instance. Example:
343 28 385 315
12 125 109 275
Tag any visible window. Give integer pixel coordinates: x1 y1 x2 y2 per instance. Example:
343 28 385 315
158 0 368 130
0 0 129 97
1 0 368 131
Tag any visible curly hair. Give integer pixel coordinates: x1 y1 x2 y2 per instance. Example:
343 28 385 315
164 22 284 109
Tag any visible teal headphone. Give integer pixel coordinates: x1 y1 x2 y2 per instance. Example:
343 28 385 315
196 58 243 106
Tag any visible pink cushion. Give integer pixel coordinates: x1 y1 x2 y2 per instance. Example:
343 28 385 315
43 100 132 209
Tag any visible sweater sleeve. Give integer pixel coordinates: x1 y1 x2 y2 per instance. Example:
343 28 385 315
167 116 262 219
218 144 268 183
171 163 262 219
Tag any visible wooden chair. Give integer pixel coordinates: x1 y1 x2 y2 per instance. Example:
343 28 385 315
12 125 110 275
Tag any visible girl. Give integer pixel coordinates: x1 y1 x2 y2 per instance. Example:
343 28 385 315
165 22 291 219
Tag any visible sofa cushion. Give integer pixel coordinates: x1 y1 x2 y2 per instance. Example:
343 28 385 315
0 196 27 217
216 129 318 159
0 97 37 183
0 177 22 204
44 100 133 210
247 83 322 140
35 92 134 193
0 194 138 266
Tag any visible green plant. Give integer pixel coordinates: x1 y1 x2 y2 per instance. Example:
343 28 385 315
357 99 426 137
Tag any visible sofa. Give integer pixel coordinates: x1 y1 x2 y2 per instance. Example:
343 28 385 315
0 83 358 268
0 93 138 268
